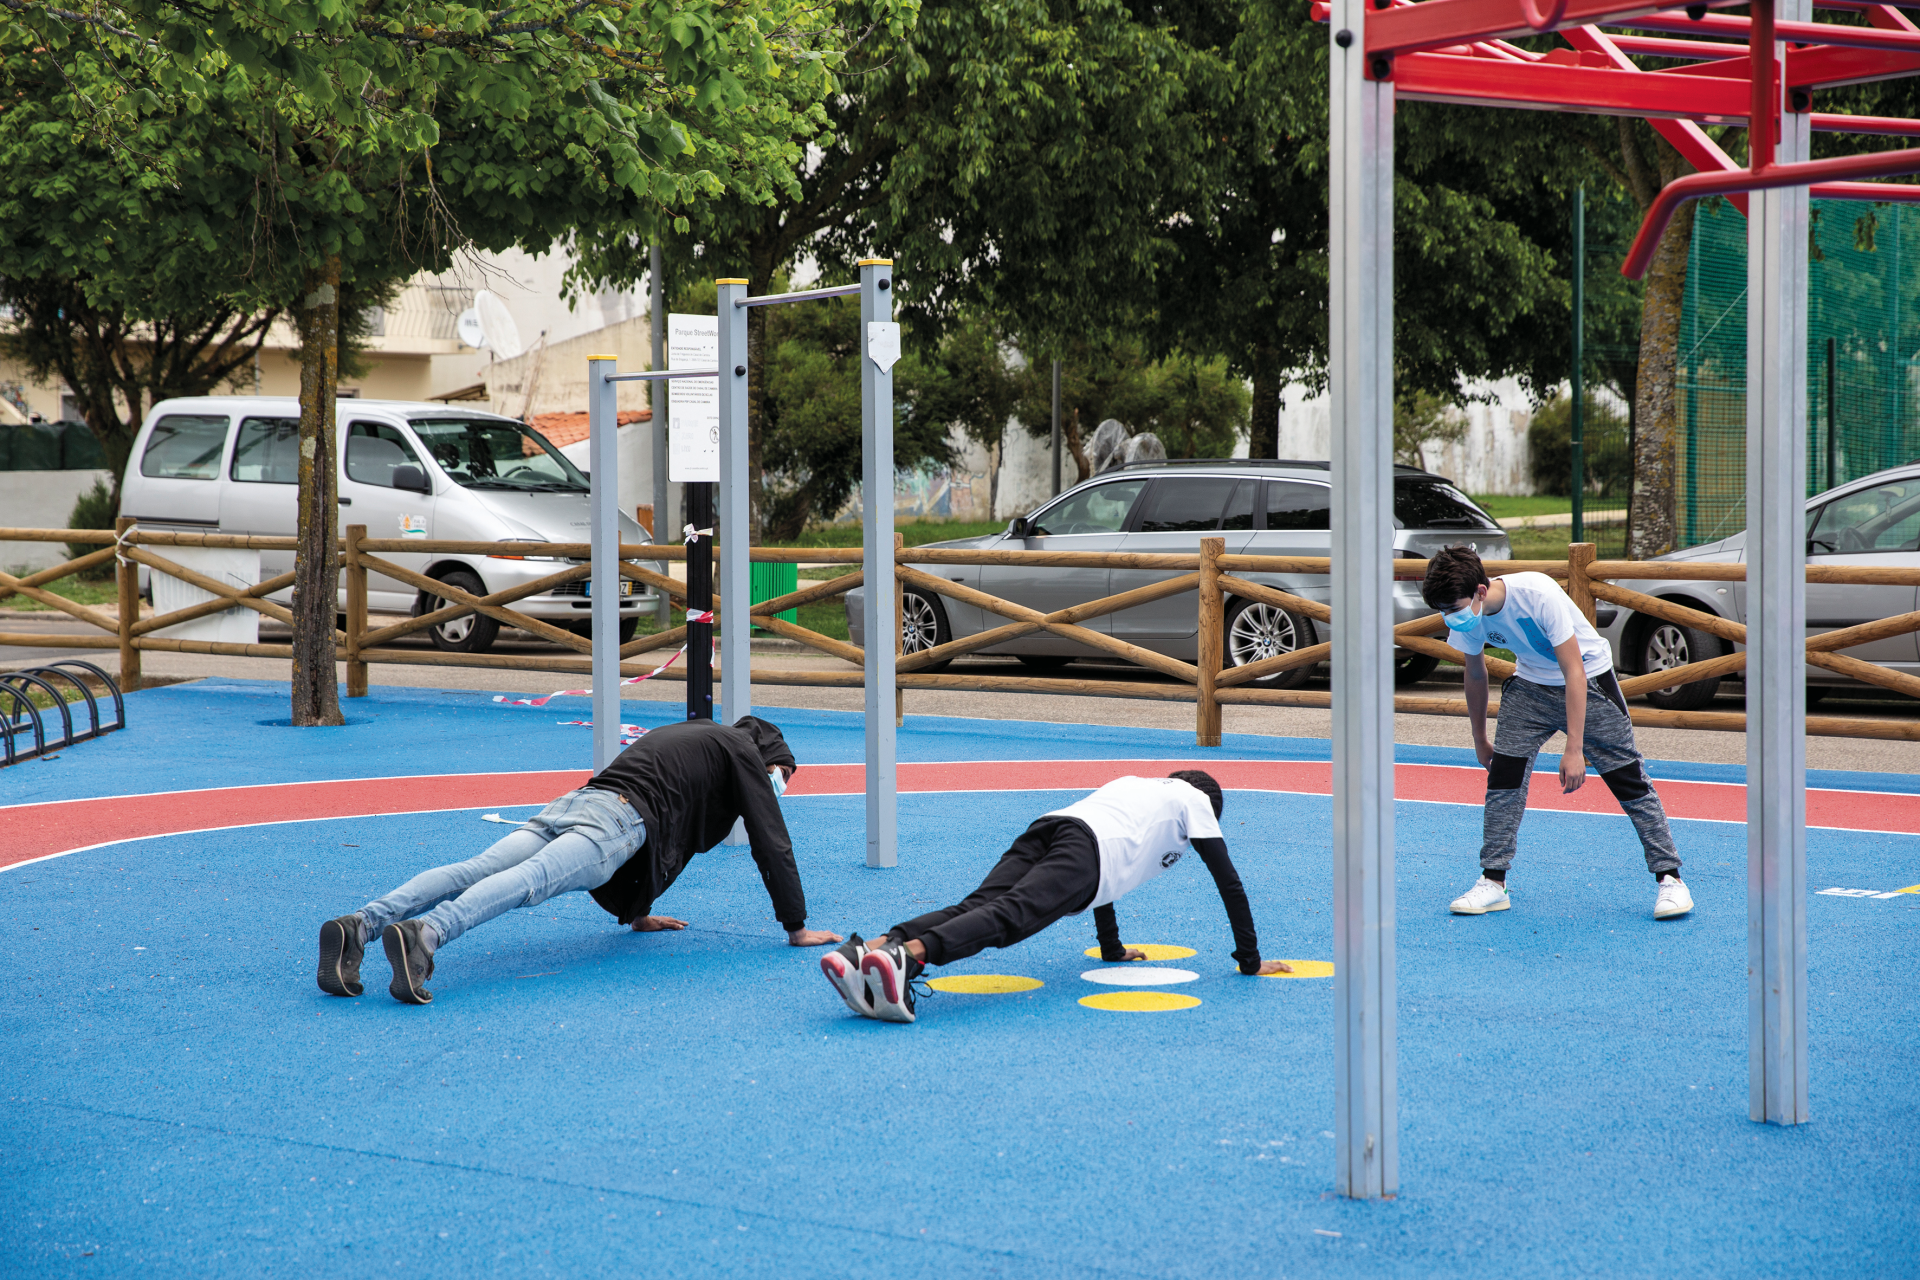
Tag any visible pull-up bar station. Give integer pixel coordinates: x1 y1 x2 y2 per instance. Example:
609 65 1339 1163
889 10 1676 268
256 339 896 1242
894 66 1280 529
585 259 901 867
1320 0 1920 1199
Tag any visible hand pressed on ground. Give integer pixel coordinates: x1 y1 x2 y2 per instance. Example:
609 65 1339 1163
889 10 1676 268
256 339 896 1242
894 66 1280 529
1253 960 1294 975
787 929 843 946
631 916 688 931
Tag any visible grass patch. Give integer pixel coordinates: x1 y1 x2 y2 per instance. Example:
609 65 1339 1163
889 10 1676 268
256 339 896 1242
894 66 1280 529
786 520 1005 549
1 572 120 612
1468 494 1574 519
628 600 849 644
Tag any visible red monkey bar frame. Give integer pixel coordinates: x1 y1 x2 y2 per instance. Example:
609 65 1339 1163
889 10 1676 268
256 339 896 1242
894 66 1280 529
1317 0 1919 1199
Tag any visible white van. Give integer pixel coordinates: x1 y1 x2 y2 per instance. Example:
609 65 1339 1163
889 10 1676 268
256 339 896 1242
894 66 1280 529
120 397 653 652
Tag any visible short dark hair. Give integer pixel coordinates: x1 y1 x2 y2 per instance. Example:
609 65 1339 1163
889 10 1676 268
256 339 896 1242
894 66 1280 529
1169 769 1224 818
1421 544 1491 611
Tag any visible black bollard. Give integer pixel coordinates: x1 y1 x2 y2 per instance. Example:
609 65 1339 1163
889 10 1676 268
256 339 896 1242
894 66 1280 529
685 481 715 721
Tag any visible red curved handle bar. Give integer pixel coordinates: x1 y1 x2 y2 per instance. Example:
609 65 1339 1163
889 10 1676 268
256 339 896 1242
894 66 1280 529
1518 0 1567 31
1622 148 1920 279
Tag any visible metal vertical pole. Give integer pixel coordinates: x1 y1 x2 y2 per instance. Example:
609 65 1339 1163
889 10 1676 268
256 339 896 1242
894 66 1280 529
1826 337 1837 491
587 355 621 770
685 483 714 721
716 279 751 844
1571 187 1586 545
1051 359 1063 496
1687 261 1701 549
650 244 672 628
1328 0 1397 1200
1747 0 1810 1127
716 279 751 728
861 258 899 868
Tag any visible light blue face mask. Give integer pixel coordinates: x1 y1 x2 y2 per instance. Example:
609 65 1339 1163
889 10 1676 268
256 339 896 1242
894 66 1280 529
1442 605 1483 634
769 767 788 798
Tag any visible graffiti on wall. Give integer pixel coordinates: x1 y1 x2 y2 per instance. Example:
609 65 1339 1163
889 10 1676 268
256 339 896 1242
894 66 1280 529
829 463 995 524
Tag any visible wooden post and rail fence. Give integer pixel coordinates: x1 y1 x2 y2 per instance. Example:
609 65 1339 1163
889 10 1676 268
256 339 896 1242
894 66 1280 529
5 524 1920 745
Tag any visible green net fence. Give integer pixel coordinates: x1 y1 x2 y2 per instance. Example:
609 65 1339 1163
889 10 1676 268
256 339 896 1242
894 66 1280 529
1679 196 1920 548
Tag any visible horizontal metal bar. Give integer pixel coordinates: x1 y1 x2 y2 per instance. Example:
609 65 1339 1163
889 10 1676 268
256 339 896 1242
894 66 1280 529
1393 50 1750 119
735 283 862 308
603 368 719 382
1813 112 1920 136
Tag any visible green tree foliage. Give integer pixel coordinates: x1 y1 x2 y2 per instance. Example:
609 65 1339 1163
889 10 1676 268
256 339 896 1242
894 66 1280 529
1527 391 1632 498
1393 391 1467 469
3 0 884 721
64 476 116 575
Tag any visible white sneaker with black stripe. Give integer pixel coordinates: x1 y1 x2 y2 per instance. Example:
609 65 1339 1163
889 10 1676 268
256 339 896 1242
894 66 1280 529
820 933 876 1017
1449 876 1511 915
1654 875 1694 919
860 938 923 1024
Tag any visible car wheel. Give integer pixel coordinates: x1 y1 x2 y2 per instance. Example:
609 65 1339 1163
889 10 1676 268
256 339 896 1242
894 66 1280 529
1017 654 1074 672
901 590 953 672
1638 619 1721 711
1224 596 1314 690
422 569 501 654
1393 651 1440 687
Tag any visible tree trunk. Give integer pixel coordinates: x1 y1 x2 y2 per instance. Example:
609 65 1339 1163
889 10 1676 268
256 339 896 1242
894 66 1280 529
1626 201 1694 560
1063 405 1092 483
291 257 344 727
1247 345 1282 459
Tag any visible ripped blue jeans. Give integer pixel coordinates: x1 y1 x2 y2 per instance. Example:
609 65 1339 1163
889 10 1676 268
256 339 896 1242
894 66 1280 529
359 788 645 948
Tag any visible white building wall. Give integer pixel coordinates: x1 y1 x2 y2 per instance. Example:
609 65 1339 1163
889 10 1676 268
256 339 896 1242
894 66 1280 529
0 469 115 571
1274 376 1541 495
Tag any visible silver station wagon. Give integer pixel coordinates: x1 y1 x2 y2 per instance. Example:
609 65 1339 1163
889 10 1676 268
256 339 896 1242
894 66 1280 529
847 460 1511 686
1596 463 1920 710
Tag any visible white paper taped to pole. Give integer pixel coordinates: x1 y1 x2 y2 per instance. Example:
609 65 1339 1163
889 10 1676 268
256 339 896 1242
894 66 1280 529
667 314 719 481
1079 967 1200 986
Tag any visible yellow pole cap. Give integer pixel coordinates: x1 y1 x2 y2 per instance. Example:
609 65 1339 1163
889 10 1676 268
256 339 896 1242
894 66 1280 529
715 278 749 285
586 354 618 361
857 258 894 267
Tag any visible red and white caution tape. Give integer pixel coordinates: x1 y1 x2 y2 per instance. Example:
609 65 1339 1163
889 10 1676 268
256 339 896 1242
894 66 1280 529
491 617 713 710
556 720 647 745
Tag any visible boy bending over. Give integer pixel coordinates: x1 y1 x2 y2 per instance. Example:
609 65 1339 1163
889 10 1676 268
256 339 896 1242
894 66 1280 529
1422 545 1693 921
820 770 1291 1023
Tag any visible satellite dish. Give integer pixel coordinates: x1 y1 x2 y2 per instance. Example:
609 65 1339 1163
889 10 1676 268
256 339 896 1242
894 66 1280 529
473 290 525 360
457 308 486 349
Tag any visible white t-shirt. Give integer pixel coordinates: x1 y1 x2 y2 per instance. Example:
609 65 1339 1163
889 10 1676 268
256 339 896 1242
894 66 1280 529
1044 776 1223 910
1447 571 1611 686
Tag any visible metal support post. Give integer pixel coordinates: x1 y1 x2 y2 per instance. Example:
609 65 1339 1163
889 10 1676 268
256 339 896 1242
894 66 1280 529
861 258 899 869
1747 0 1810 1126
686 483 715 721
1571 186 1586 545
1051 360 1063 496
716 280 751 729
587 354 621 770
650 244 672 628
1328 0 1398 1200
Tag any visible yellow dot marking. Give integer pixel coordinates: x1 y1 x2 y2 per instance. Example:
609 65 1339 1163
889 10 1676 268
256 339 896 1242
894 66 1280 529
1262 960 1335 979
926 974 1042 995
1082 944 1196 961
1079 991 1201 1012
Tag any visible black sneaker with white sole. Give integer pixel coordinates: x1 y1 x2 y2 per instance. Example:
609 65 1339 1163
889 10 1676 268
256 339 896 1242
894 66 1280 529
821 933 876 1017
381 920 436 1005
859 937 924 1024
317 914 366 997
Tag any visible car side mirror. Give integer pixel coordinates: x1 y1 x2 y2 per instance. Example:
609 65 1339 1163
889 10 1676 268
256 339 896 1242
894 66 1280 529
392 464 431 494
1007 516 1031 538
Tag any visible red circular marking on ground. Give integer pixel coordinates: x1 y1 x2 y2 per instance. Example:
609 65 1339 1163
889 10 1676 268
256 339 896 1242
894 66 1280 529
5 759 1918 870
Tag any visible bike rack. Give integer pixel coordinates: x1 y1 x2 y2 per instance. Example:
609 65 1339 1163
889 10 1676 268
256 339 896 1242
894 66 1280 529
0 661 125 766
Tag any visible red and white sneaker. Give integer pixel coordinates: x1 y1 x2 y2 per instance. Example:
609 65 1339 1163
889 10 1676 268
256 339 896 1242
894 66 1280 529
860 938 924 1024
820 933 876 1017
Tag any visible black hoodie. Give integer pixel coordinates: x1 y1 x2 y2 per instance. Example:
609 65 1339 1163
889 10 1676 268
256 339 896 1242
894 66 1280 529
585 716 806 930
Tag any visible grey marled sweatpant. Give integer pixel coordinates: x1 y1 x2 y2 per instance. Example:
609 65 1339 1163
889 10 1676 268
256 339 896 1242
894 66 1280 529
1481 672 1681 877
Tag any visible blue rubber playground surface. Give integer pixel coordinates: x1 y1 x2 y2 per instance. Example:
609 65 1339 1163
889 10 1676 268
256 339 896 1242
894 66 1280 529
3 679 1916 1277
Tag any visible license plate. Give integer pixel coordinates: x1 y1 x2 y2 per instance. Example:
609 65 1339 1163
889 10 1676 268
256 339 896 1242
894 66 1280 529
582 579 635 598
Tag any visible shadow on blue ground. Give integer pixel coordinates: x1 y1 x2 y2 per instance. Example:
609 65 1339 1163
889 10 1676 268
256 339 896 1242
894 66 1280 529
3 680 1917 1277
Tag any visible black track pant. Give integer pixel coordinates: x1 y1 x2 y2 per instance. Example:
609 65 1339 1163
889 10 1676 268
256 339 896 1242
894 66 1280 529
889 816 1099 965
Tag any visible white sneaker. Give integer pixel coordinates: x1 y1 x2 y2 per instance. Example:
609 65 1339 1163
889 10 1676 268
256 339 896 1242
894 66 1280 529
1654 875 1694 919
1450 876 1511 915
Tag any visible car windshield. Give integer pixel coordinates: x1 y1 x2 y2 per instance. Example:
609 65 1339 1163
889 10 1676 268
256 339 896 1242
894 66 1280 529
1393 479 1498 530
407 418 587 491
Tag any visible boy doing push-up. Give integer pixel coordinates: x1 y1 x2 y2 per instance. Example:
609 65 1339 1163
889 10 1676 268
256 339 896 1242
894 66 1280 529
819 770 1292 1023
1421 545 1693 921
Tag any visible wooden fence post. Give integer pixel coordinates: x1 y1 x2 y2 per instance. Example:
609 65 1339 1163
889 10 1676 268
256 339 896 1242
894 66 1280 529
1197 535 1224 747
344 524 368 698
114 515 140 692
1566 542 1597 625
894 531 906 727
